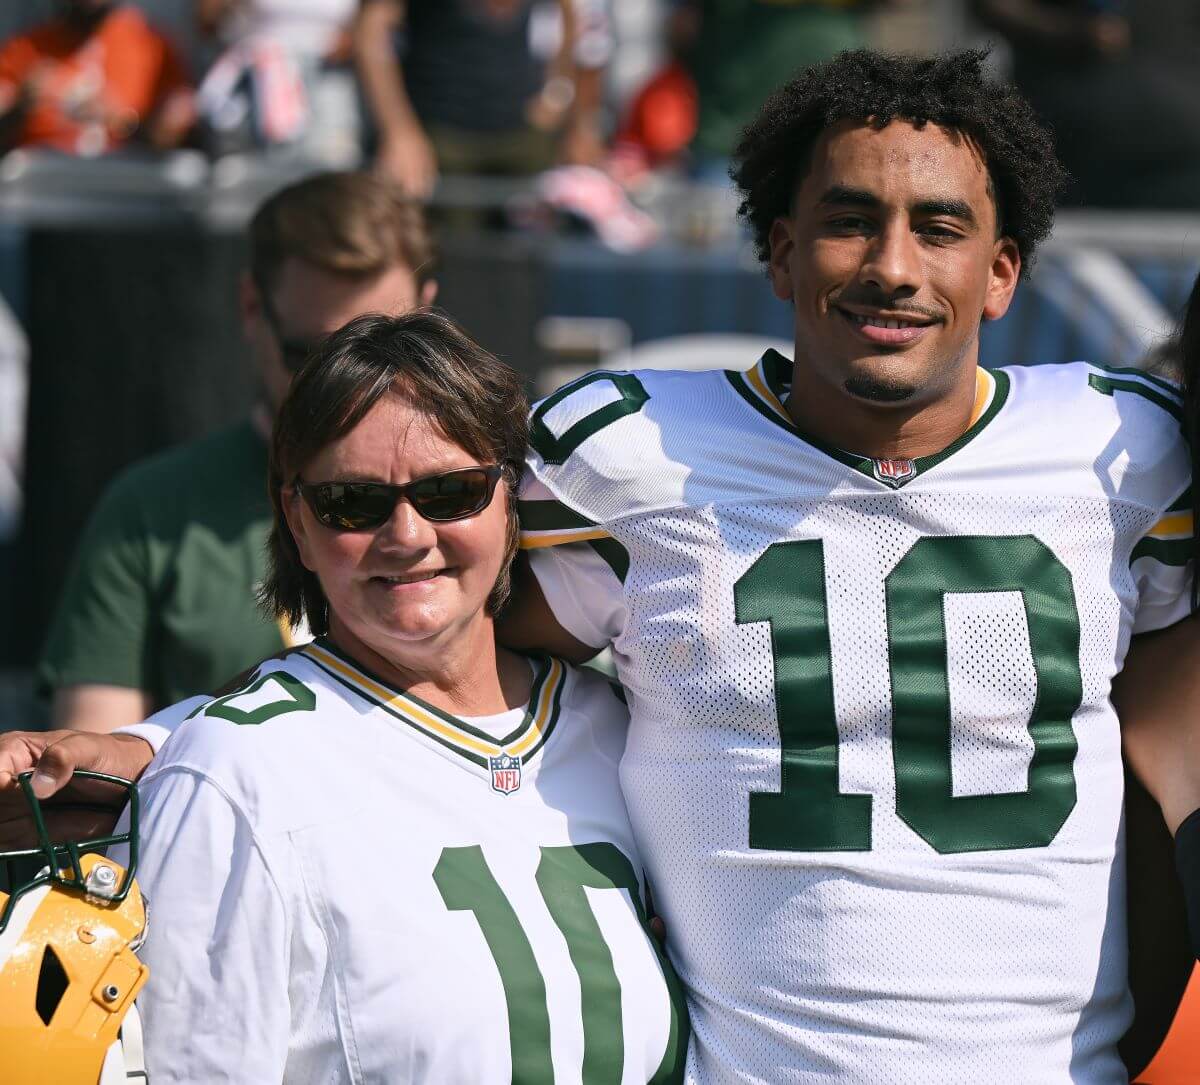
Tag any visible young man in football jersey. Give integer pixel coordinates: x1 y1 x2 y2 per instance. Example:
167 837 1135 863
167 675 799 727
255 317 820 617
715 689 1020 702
4 47 1200 1082
513 48 1200 1080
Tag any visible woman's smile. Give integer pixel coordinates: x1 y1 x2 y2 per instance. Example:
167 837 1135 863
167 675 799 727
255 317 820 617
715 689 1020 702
369 568 450 588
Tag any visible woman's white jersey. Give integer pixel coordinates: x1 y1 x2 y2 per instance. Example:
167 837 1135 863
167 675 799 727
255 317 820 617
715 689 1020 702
519 354 1193 1084
119 646 688 1084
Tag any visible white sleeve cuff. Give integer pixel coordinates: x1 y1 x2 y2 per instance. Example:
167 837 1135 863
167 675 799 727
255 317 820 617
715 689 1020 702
115 694 210 755
527 543 624 651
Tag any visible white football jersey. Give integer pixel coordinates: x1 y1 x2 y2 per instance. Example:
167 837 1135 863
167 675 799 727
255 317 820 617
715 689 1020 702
118 645 688 1084
520 353 1193 1084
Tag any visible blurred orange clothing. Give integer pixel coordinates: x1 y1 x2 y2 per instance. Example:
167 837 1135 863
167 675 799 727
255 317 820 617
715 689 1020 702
0 5 191 154
1136 967 1200 1084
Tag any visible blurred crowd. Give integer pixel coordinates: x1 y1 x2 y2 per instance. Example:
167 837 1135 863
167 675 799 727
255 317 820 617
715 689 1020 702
1 0 1199 219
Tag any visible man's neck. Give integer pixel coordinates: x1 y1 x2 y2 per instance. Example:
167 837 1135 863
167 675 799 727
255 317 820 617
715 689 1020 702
785 360 982 462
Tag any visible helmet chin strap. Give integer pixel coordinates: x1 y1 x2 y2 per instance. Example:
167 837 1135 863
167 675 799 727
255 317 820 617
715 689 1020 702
0 883 52 964
98 1004 145 1085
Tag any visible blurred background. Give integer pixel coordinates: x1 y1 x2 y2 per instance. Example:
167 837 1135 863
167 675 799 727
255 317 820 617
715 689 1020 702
1 0 1199 730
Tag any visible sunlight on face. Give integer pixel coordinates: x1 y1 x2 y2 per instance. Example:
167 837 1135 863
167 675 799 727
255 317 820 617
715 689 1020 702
768 119 1019 411
285 394 509 667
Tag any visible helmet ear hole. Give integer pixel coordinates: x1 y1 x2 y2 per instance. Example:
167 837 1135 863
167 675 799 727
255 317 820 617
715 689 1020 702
35 946 68 1026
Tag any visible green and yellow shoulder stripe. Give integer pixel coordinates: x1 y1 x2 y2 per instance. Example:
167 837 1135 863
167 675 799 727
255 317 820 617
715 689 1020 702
518 479 630 583
1132 488 1193 569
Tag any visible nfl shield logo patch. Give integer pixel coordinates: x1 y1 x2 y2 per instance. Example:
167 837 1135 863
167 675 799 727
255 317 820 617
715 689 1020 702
872 458 916 488
489 753 522 795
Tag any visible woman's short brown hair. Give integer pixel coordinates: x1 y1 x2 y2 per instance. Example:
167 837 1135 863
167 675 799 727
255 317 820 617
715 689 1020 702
261 309 529 635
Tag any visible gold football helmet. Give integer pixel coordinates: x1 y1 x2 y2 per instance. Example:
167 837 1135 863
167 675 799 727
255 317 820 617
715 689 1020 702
0 771 148 1085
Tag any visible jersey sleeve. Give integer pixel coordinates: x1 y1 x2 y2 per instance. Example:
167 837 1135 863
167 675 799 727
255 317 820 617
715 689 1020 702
114 695 210 755
519 368 675 651
37 473 156 697
1073 363 1194 635
1131 485 1193 635
521 366 703 651
130 768 292 1083
519 472 627 651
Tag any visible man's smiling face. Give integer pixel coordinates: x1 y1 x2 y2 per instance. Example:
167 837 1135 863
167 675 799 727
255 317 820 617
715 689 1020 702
768 118 1020 411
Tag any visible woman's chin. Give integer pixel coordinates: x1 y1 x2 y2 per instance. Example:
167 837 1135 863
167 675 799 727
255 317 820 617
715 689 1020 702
332 588 488 660
363 606 473 651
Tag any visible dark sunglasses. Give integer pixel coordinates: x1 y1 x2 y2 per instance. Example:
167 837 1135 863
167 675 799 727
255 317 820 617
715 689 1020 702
255 274 324 374
295 466 504 530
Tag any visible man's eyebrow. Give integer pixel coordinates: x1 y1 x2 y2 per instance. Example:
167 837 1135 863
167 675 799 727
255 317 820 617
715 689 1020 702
815 186 978 225
816 186 880 209
912 197 977 223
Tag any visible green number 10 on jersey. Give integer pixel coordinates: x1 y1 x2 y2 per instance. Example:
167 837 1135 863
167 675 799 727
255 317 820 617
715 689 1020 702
735 534 1082 856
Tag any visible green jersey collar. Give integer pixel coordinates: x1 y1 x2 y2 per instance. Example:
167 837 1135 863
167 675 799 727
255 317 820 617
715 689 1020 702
725 349 1010 489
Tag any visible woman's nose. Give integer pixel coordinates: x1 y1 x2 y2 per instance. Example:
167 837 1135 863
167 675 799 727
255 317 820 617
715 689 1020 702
376 496 437 550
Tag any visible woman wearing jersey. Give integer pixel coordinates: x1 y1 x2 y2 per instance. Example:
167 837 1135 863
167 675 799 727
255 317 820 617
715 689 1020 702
101 310 688 1083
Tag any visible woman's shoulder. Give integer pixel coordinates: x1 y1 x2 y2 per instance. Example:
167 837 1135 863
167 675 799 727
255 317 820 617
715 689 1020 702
139 651 347 827
523 656 630 772
546 655 629 734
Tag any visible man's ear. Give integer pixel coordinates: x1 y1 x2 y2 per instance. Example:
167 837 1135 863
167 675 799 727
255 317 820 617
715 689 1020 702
420 278 439 307
982 236 1021 322
281 485 317 572
768 218 796 303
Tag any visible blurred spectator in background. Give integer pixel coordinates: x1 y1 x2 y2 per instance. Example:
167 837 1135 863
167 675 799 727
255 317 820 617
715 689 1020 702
973 0 1200 208
0 0 195 155
353 0 612 199
195 0 362 163
37 171 437 733
668 0 877 178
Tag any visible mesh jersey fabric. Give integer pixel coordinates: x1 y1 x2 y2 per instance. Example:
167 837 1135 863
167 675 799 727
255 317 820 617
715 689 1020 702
520 354 1192 1084
111 643 688 1084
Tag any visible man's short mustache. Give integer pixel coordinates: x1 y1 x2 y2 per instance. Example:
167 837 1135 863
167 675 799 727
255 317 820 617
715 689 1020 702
833 295 943 322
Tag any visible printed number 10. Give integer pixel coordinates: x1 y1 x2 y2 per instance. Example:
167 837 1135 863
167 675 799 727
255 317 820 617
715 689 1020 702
733 535 1082 855
433 842 687 1085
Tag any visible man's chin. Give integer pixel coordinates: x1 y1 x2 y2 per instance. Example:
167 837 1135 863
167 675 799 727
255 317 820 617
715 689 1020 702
843 373 919 404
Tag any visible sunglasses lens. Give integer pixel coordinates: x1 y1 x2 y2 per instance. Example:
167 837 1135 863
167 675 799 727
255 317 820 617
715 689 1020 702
408 469 493 521
311 483 396 530
302 469 498 531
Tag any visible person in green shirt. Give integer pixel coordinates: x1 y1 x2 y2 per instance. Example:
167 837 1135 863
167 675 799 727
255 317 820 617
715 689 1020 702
670 0 880 168
38 171 437 731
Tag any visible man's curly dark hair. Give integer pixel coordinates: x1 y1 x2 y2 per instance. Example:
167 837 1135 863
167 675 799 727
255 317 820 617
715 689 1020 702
731 49 1065 277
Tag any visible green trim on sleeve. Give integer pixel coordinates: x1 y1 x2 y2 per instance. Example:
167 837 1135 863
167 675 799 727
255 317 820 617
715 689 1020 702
587 537 631 584
518 499 600 531
1087 374 1183 423
1088 363 1183 398
1131 536 1192 568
